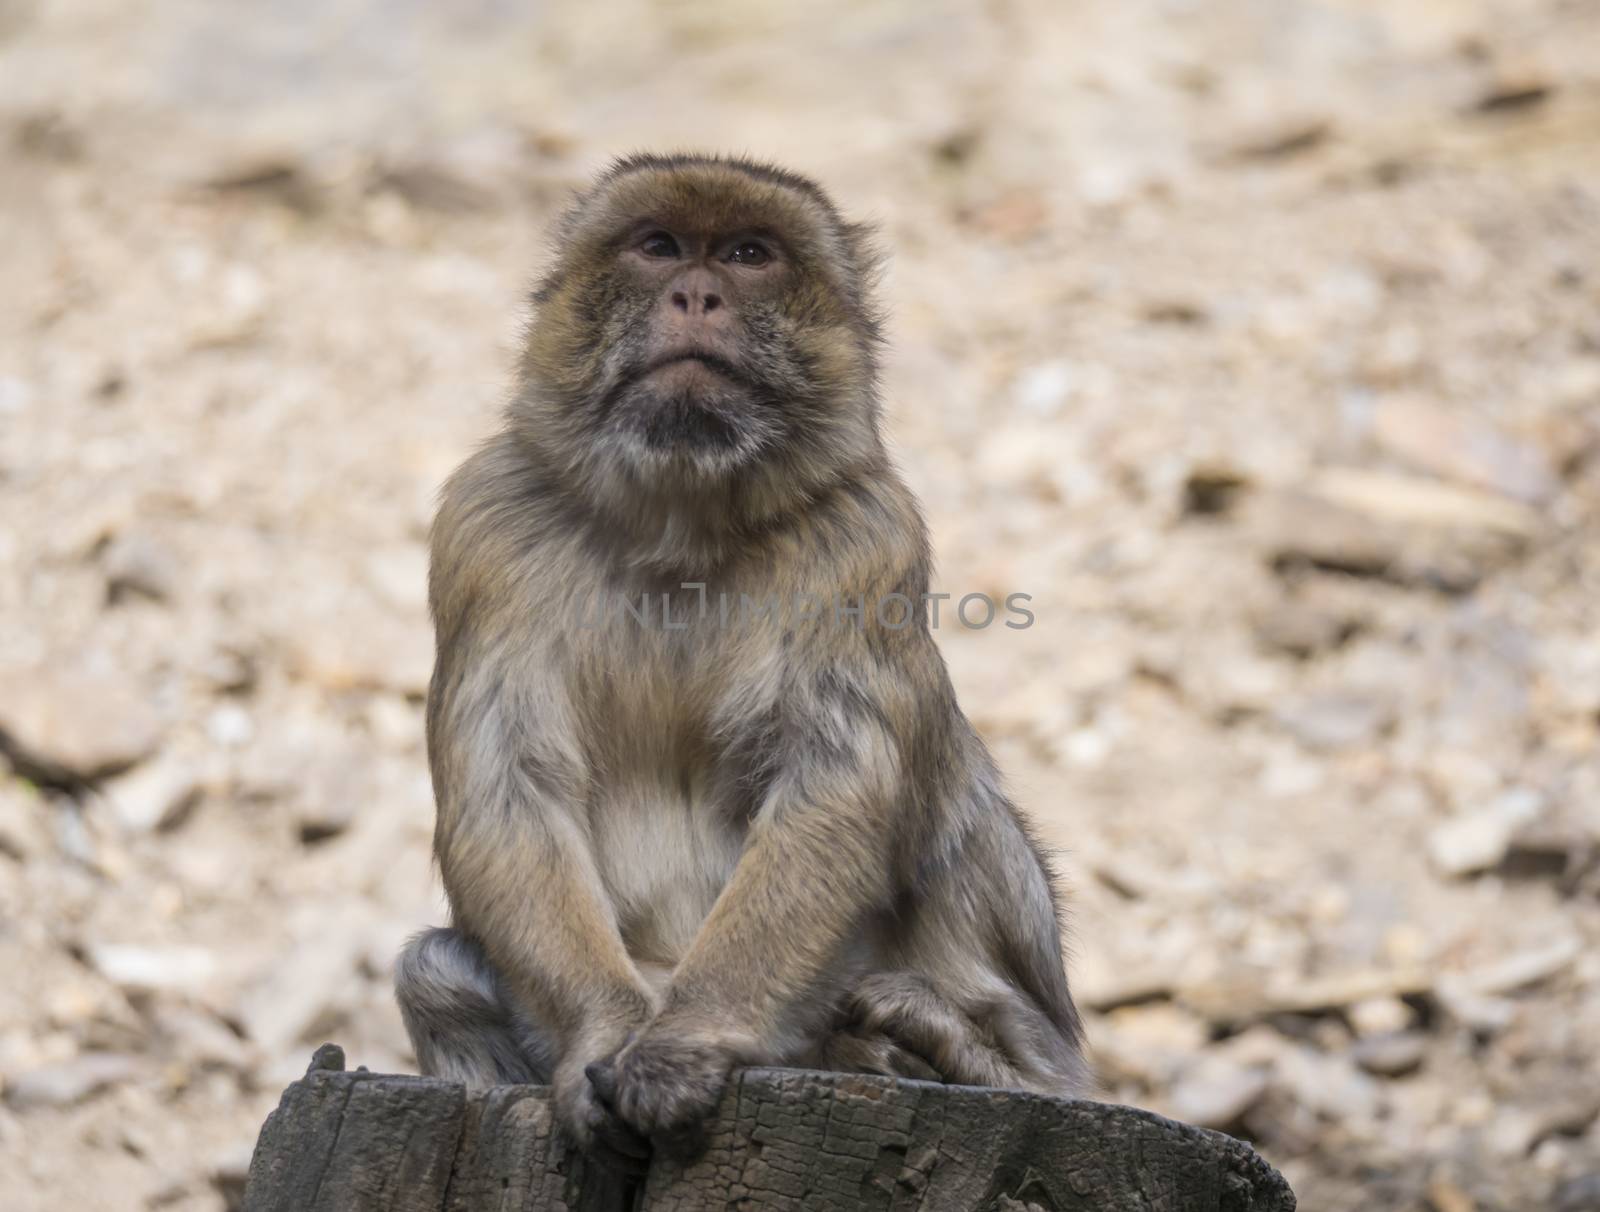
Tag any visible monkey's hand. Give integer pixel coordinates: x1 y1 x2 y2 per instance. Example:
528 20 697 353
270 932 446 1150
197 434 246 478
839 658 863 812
553 1024 652 1168
585 1016 743 1143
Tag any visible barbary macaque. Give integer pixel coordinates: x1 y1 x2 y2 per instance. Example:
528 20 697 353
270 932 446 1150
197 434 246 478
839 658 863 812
396 154 1090 1155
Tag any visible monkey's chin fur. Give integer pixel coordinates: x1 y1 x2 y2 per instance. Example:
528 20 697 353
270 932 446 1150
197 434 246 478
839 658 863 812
610 379 779 480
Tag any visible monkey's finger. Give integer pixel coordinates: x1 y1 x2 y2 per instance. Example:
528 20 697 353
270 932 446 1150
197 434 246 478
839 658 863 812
584 1059 619 1107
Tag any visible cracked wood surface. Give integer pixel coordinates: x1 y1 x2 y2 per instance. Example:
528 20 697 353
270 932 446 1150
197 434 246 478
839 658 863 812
243 1049 1295 1211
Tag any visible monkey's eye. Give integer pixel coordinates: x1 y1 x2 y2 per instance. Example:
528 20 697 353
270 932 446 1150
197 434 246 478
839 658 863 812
728 241 771 267
639 232 680 258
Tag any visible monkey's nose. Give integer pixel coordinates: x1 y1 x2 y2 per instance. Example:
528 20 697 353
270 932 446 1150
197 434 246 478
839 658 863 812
671 289 722 315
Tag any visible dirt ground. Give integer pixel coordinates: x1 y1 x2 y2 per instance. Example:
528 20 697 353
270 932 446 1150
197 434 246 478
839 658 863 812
2 1 1598 1208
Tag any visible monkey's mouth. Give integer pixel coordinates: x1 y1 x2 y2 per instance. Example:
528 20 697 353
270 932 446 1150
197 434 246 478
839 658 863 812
639 351 746 385
607 351 772 460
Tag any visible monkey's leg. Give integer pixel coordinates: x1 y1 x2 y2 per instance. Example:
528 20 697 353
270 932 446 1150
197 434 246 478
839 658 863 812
395 927 554 1088
810 1026 942 1082
840 971 1032 1090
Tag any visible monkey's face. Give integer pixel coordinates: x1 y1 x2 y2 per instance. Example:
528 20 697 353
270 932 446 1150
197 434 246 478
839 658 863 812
519 158 883 499
588 221 792 470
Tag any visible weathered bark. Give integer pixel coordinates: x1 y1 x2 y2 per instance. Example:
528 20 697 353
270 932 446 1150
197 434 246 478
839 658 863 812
244 1047 1295 1211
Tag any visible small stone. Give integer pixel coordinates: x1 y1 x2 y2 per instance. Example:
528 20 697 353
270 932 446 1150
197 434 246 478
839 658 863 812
146 1179 190 1208
211 1140 256 1212
1253 470 1538 592
295 768 359 845
962 187 1050 241
1308 467 1539 537
0 667 164 786
1435 986 1518 1035
1276 690 1394 751
89 944 218 995
1427 812 1518 877
1448 936 1581 997
1531 1095 1600 1146
1257 751 1326 798
362 543 429 614
1473 72 1554 113
1498 825 1586 884
1352 1031 1427 1077
1490 1107 1542 1157
198 646 258 695
1255 601 1363 659
1183 644 1291 723
1168 1055 1270 1128
44 980 120 1029
976 423 1066 497
1552 358 1600 407
100 532 180 604
52 802 100 868
1061 726 1111 770
1181 463 1251 517
1348 996 1413 1038
0 375 33 415
1211 1026 1295 1068
1224 114 1332 161
4 1053 142 1108
1273 1045 1381 1122
207 705 254 747
368 160 494 213
241 736 371 843
1372 396 1559 505
203 155 319 212
363 696 420 750
1095 1004 1209 1086
238 930 367 1057
1074 957 1174 1013
103 755 206 834
1141 297 1210 326
119 1121 153 1158
1535 637 1600 718
288 614 432 697
1427 789 1545 877
1554 1174 1600 1212
1179 966 1433 1024
1426 1177 1476 1212
152 1005 255 1071
1011 361 1079 417
363 191 423 246
0 780 51 861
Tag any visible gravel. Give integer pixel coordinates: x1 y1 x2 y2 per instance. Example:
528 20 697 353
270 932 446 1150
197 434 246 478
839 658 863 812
2 1 1598 1209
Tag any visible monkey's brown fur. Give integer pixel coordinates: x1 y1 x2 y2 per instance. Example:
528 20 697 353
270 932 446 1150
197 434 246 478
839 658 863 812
396 154 1090 1154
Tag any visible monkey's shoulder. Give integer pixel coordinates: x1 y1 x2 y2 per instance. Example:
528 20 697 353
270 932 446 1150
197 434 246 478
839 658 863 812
429 437 586 615
771 465 931 593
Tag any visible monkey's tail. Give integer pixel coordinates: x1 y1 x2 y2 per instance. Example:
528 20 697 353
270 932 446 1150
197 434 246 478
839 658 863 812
394 927 553 1088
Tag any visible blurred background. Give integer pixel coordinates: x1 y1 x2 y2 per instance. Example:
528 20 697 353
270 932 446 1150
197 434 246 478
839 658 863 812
2 0 1598 1208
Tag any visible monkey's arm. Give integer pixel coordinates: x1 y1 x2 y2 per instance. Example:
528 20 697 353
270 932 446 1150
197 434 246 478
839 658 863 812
430 645 656 1147
427 466 659 1053
438 800 657 1042
598 648 914 1135
670 719 901 1033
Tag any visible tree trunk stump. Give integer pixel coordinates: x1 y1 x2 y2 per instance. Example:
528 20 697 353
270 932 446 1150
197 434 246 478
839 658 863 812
243 1046 1295 1211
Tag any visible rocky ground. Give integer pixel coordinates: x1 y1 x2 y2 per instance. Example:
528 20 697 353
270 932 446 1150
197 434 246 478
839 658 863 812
1 1 1598 1209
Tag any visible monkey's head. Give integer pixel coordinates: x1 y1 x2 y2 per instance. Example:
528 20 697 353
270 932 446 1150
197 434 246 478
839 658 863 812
512 155 884 540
